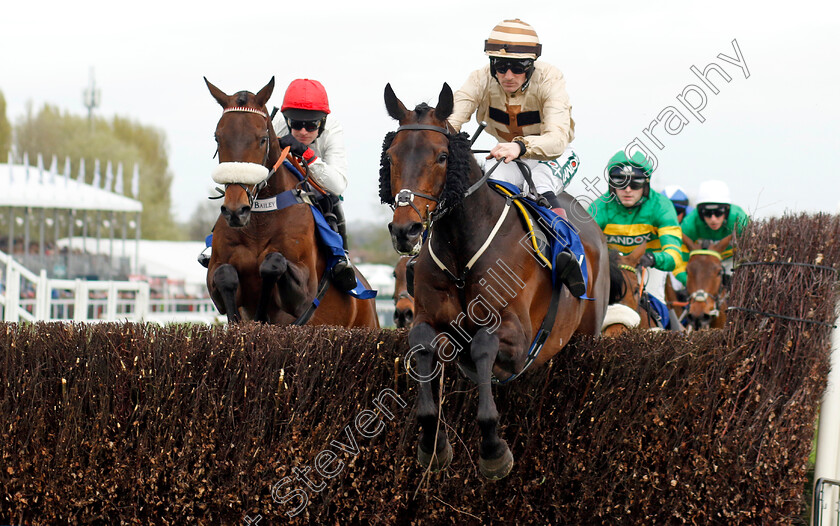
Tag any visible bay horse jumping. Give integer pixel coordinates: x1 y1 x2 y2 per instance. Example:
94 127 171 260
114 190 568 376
381 83 615 479
204 77 378 328
682 234 733 331
392 256 415 328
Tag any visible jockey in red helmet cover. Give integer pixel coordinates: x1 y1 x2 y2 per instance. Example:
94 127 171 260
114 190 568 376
273 78 356 292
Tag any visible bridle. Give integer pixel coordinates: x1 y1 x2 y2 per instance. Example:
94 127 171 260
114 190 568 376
620 262 661 327
686 249 725 322
210 106 284 210
388 123 496 227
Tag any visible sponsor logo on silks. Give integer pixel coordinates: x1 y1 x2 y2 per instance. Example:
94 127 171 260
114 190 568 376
541 150 580 188
607 233 653 247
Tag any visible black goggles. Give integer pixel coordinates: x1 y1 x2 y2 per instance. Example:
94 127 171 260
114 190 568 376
608 173 648 190
287 119 322 132
699 205 729 218
491 58 532 75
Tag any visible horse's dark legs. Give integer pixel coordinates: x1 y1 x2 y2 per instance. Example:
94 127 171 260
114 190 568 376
410 322 453 471
254 251 312 319
471 327 513 480
213 264 241 323
256 252 288 322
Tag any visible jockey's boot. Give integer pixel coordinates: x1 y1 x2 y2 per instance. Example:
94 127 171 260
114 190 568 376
540 191 584 297
197 232 213 268
555 250 586 298
197 252 210 268
326 198 357 292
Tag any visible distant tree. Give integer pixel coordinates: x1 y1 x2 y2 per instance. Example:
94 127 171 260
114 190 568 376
347 220 395 264
0 91 11 160
14 104 181 240
185 199 220 241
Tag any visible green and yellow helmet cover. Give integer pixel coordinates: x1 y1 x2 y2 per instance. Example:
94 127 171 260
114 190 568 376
606 150 654 177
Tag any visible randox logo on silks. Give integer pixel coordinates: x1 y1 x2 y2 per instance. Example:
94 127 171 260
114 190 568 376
607 233 653 247
541 149 580 189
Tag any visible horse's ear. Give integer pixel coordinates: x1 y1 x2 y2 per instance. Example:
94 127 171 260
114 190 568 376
384 83 407 121
629 243 647 265
434 83 454 121
711 234 733 254
205 77 231 109
255 77 275 108
682 233 699 252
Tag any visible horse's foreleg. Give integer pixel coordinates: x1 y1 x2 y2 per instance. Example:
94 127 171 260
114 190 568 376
270 253 313 318
410 322 453 471
471 327 513 480
213 264 241 323
256 252 290 322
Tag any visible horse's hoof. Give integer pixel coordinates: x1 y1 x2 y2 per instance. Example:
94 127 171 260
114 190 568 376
479 442 514 480
417 440 453 472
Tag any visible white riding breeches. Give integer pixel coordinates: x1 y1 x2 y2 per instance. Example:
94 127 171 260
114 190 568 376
481 146 580 197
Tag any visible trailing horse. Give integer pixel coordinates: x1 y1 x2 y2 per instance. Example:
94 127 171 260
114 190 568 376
204 77 379 328
682 234 733 331
392 256 415 328
381 82 616 479
602 245 671 335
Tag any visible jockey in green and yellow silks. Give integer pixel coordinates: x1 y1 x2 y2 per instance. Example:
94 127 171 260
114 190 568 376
674 179 749 286
587 150 683 328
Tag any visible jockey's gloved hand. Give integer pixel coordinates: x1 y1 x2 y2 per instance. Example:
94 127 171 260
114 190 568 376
279 134 310 158
638 252 655 269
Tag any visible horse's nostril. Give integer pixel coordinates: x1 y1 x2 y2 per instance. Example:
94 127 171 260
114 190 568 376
407 222 424 237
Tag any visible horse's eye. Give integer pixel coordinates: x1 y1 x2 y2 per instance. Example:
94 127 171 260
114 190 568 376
437 153 448 164
260 136 268 147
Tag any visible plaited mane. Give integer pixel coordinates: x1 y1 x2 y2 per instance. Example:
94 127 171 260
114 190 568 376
379 132 397 205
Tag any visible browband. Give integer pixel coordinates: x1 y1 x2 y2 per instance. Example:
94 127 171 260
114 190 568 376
396 124 451 136
223 106 268 118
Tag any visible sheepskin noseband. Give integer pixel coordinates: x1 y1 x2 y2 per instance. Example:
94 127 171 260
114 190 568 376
211 162 269 185
603 303 642 329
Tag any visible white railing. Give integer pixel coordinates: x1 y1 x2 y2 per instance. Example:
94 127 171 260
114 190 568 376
1 249 397 326
1 249 151 322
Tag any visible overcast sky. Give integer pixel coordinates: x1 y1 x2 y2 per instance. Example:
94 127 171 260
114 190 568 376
2 0 838 228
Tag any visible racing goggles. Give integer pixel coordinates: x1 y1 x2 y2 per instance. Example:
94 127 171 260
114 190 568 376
287 119 322 132
608 164 649 190
491 58 533 75
699 204 730 218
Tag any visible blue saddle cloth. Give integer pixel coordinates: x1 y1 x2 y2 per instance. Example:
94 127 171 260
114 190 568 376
489 179 591 300
646 293 670 329
285 161 376 300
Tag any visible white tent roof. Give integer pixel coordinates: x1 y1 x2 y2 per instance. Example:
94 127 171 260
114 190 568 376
0 158 142 212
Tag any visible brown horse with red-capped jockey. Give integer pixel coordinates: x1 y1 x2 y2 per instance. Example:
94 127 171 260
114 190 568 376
381 83 621 479
204 77 378 328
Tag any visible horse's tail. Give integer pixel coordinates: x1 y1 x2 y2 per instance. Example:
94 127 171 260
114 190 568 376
608 250 627 304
